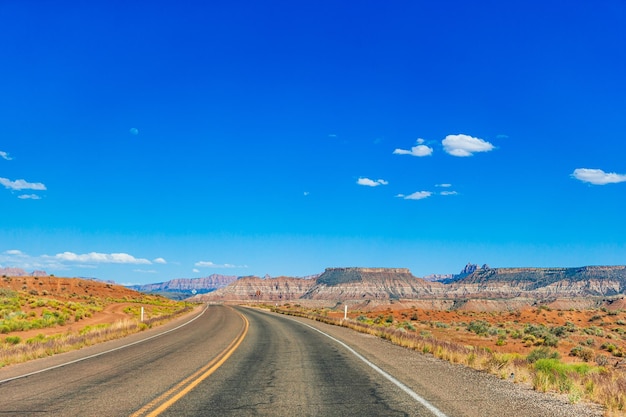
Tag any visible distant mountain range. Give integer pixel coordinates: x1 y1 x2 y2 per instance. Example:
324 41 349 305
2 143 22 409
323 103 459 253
0 267 48 277
127 274 239 299
189 265 626 310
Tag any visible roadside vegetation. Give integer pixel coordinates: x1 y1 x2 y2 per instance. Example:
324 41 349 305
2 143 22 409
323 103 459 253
0 278 195 368
270 304 626 416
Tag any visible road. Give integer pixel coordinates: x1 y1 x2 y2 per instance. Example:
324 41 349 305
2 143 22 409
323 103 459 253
0 305 602 417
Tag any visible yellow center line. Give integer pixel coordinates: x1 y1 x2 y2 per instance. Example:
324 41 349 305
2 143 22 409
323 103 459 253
130 308 249 417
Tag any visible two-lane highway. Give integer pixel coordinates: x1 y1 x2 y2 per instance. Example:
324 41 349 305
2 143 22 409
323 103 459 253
0 305 603 417
159 307 431 416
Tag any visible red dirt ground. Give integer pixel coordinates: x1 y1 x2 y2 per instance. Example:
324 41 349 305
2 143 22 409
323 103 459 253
1 275 170 340
323 304 626 366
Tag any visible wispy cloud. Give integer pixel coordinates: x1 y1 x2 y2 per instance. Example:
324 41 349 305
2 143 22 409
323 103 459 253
1 249 166 273
0 151 12 161
134 269 157 273
153 257 167 264
18 194 42 200
54 252 152 264
357 177 389 187
440 191 458 196
194 261 247 268
393 138 433 157
442 134 494 157
192 268 200 273
396 191 432 200
436 183 452 188
0 177 46 191
571 168 626 185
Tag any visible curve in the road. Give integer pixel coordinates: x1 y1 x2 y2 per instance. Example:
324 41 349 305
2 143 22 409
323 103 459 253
131 309 249 417
294 318 449 417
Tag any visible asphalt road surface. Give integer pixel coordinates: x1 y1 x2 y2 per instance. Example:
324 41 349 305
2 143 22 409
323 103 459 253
0 305 603 417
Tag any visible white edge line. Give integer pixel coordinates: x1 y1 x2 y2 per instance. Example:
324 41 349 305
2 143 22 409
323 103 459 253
0 305 209 385
293 318 449 417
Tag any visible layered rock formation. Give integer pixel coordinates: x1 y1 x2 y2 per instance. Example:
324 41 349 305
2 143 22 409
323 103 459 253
302 267 443 300
195 265 626 309
128 274 238 295
446 266 626 298
199 276 316 301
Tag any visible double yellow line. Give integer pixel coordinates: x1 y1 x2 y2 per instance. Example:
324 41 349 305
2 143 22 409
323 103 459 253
130 310 249 417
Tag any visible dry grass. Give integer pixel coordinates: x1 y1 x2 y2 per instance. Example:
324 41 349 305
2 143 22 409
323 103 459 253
271 305 626 416
0 305 194 368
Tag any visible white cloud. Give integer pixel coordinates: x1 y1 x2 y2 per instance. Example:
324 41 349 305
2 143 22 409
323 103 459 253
18 194 42 200
571 168 626 185
357 177 389 187
303 191 310 196
4 249 25 256
0 151 12 160
54 252 151 264
153 257 167 264
393 138 433 157
194 260 246 268
436 183 452 188
442 134 494 157
192 268 200 273
0 177 47 191
440 191 458 196
134 269 157 273
396 191 432 200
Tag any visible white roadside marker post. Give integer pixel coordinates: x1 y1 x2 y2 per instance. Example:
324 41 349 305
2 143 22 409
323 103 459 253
344 305 347 320
141 306 144 322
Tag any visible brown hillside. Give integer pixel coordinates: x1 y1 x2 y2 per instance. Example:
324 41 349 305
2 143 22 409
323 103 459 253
0 275 186 341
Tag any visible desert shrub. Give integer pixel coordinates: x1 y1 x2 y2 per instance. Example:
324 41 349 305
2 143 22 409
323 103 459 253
467 320 491 336
25 333 46 344
551 326 567 337
595 354 609 366
600 342 617 353
397 321 416 331
570 345 595 362
583 326 604 337
523 324 560 347
534 359 595 393
4 335 21 345
527 347 560 363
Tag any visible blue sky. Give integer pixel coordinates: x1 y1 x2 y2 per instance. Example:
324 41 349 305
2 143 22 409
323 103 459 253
1 1 625 284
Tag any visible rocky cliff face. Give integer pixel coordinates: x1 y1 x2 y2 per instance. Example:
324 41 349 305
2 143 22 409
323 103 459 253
302 267 443 300
128 274 238 294
195 276 315 302
193 265 626 305
447 266 626 298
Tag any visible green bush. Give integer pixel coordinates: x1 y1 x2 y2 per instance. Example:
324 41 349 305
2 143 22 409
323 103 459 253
467 320 491 336
4 335 21 345
527 347 560 363
570 345 595 362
